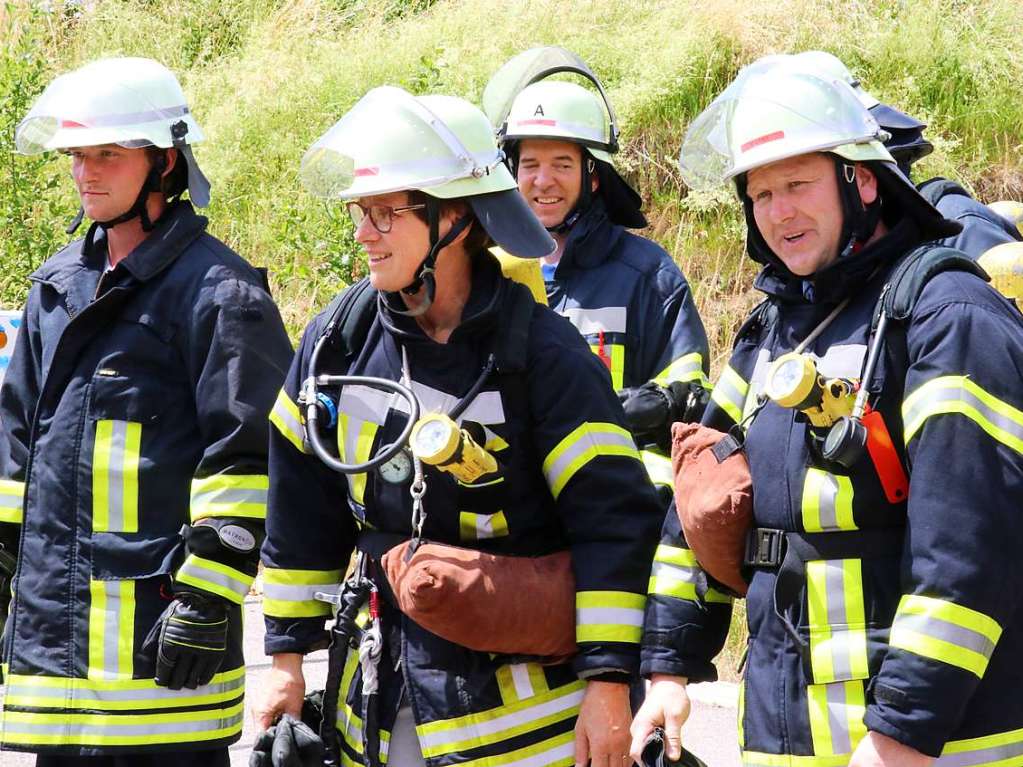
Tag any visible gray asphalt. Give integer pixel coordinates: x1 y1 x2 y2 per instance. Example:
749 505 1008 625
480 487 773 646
0 597 740 766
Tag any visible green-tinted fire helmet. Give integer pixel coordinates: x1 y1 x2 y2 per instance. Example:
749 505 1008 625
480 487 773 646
679 64 957 270
301 86 554 314
16 57 211 233
484 46 646 230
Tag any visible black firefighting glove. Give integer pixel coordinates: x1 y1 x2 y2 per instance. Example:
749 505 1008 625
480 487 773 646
618 381 709 451
641 727 708 767
249 713 325 767
142 590 228 690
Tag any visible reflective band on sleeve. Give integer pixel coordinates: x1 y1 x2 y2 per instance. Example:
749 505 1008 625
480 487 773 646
647 544 731 604
587 342 626 390
807 680 867 758
189 473 268 521
337 412 379 506
543 422 639 499
458 511 509 541
801 469 857 533
0 478 25 524
92 420 141 533
176 554 252 605
416 683 583 761
936 726 1023 767
575 591 645 644
495 662 550 705
640 449 674 489
269 388 309 454
263 567 343 618
743 751 852 767
806 559 869 684
711 365 749 426
737 678 746 749
890 593 1002 678
88 579 135 681
903 375 1023 454
653 352 708 388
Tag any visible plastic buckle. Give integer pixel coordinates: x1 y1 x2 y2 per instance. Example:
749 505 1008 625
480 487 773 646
745 528 786 568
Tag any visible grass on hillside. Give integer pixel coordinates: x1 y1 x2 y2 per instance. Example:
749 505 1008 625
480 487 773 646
2 0 1022 675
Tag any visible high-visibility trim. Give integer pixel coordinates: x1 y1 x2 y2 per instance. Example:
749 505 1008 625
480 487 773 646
459 511 509 541
903 375 1023 454
737 678 746 749
563 306 627 335
2 667 245 711
712 365 749 426
576 591 645 644
269 388 309 454
176 554 252 605
0 478 25 524
0 700 244 746
806 559 869 684
87 579 135 681
801 469 856 533
936 725 1023 766
189 473 268 521
543 422 639 499
640 449 673 489
807 681 866 757
654 352 708 388
889 593 1002 678
417 681 583 759
92 419 141 533
588 342 626 390
495 663 551 706
262 567 343 618
743 751 854 767
338 412 379 506
647 544 731 604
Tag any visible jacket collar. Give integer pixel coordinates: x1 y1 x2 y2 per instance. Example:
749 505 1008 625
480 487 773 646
556 198 625 272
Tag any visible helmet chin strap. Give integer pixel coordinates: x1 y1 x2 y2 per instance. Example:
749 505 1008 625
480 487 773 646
66 153 167 236
386 199 473 318
834 157 882 259
545 155 595 235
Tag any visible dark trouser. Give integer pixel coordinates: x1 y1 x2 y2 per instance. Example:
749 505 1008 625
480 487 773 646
36 748 230 767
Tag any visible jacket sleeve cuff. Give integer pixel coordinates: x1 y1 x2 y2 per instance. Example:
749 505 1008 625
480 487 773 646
572 644 639 679
264 615 329 656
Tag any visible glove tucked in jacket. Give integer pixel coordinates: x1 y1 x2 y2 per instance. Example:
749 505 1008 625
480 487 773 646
619 381 709 451
142 591 228 690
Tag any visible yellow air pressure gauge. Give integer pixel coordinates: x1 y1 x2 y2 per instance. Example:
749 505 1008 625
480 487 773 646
410 413 498 484
764 352 821 411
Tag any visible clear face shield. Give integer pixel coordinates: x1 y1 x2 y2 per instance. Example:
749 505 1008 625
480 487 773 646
482 45 620 154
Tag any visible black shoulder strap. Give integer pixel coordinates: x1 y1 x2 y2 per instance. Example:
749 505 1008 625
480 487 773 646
318 277 378 359
492 281 534 374
917 177 971 207
734 298 779 348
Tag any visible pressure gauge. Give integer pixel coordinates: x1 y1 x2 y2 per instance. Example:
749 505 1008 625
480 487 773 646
764 352 821 410
377 448 413 484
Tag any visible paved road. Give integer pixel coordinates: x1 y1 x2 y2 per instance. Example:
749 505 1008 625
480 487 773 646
0 598 741 766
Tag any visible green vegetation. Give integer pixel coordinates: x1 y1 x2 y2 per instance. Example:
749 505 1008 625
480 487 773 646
2 0 1021 678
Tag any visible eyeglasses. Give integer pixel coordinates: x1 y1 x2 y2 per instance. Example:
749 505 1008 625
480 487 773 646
345 201 426 233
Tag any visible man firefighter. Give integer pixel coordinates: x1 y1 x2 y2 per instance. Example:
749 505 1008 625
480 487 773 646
0 57 292 764
255 86 662 767
483 47 710 499
631 64 1023 766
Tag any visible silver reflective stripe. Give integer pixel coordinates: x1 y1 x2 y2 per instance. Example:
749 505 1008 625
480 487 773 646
904 384 1023 444
102 582 126 679
560 306 628 335
339 384 394 425
936 738 1023 767
576 606 644 628
825 683 853 755
713 370 747 415
190 487 267 509
812 344 867 380
823 562 853 681
6 673 244 703
106 420 130 531
650 560 698 586
544 428 635 490
894 612 997 658
178 560 249 599
0 484 23 509
815 473 842 531
3 710 244 738
263 581 339 604
385 380 505 426
271 396 306 443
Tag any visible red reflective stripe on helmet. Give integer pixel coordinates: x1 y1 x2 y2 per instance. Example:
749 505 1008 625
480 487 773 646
740 131 785 153
354 167 380 177
516 119 557 127
60 120 89 129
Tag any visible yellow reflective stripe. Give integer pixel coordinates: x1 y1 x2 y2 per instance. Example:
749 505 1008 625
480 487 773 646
890 594 1002 678
640 449 673 489
654 352 708 388
189 473 268 521
711 365 749 425
416 682 583 760
588 342 626 391
936 725 1023 766
92 420 141 533
0 478 25 524
806 560 868 684
648 544 730 604
807 681 866 758
903 375 1023 453
737 678 746 749
0 700 243 747
88 579 135 681
543 422 639 499
495 662 551 705
270 388 309 454
576 591 645 644
801 469 856 533
263 567 343 618
485 433 510 452
459 511 509 541
743 751 852 767
338 413 378 506
176 554 252 604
